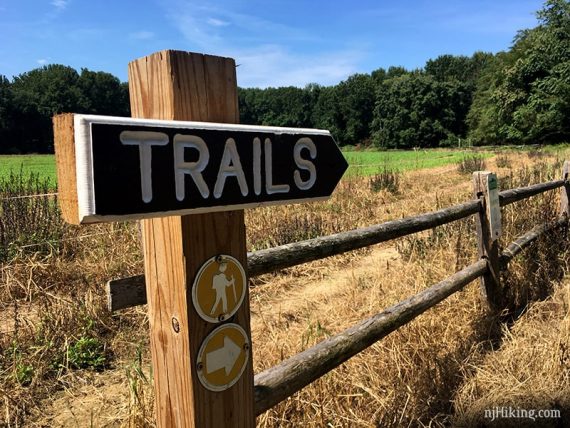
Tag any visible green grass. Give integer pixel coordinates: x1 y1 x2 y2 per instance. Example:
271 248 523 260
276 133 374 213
0 155 57 184
0 150 480 183
343 149 494 177
0 144 568 185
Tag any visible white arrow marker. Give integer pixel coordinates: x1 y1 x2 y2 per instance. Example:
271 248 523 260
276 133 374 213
206 335 241 376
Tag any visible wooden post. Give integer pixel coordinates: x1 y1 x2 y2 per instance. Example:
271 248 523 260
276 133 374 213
128 51 254 427
472 171 502 311
560 160 570 217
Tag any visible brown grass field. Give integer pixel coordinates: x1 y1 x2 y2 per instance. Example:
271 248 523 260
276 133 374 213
1 151 570 427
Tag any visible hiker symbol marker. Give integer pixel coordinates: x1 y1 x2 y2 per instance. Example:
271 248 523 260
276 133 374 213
192 255 246 323
197 323 250 392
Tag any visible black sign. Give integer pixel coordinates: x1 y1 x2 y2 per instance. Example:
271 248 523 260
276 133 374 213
71 115 348 223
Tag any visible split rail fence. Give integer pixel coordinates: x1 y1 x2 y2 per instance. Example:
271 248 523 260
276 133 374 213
108 163 570 416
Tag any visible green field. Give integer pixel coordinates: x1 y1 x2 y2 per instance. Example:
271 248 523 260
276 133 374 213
343 149 494 176
0 150 492 185
2 146 566 188
0 154 57 183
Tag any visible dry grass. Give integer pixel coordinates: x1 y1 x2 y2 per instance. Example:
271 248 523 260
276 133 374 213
453 281 570 427
251 233 488 427
1 151 570 426
0 224 145 425
0 171 64 262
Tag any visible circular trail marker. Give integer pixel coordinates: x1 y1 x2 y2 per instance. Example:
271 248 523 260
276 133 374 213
196 323 250 392
192 254 246 323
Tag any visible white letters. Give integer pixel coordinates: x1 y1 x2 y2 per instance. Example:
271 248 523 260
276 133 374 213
214 138 248 198
174 134 210 200
293 137 317 190
120 131 169 203
122 132 320 203
253 137 262 195
264 138 290 195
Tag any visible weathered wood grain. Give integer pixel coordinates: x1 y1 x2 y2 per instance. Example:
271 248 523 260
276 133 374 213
247 199 481 274
499 216 568 268
473 171 502 311
499 179 564 207
253 259 488 415
106 276 147 313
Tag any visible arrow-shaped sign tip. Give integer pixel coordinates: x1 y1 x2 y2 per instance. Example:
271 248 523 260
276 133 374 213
206 335 242 376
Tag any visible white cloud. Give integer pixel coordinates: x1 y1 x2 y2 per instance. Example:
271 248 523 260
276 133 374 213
162 1 362 87
37 58 50 65
165 0 319 49
207 18 230 27
168 14 219 49
232 45 360 88
51 0 69 11
130 31 155 40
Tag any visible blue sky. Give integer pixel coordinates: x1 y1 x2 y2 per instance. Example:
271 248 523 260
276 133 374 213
0 0 544 88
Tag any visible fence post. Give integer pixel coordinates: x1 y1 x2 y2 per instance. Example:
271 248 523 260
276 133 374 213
472 171 502 310
560 161 570 217
128 51 254 427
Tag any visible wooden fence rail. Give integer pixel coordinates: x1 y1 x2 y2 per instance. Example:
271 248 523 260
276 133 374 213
253 258 489 415
107 178 566 312
253 212 568 414
499 216 568 268
499 179 565 207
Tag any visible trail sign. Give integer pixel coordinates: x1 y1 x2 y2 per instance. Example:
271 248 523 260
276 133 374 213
56 114 348 224
192 255 247 323
53 50 348 427
196 323 250 392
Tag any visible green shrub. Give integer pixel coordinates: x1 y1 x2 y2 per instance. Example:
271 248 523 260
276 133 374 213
15 363 34 386
67 337 107 371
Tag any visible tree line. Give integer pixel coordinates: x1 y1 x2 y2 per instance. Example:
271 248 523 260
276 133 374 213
0 0 568 154
0 67 130 153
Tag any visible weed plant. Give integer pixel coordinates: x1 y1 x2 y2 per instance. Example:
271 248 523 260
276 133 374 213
527 148 548 159
0 168 66 262
368 166 400 194
453 276 570 427
457 154 486 174
246 177 385 250
495 153 512 168
0 220 142 425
